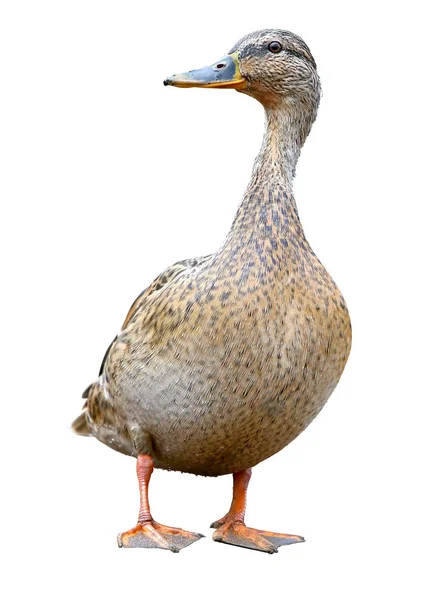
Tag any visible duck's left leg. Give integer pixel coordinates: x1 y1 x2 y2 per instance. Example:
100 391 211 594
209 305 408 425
211 468 304 553
117 454 204 552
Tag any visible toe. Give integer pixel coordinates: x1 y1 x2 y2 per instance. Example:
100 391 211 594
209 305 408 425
210 518 226 529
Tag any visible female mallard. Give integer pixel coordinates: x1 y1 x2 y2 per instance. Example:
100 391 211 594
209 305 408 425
73 29 351 553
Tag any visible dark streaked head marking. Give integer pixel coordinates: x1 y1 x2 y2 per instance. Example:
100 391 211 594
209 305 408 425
229 29 317 69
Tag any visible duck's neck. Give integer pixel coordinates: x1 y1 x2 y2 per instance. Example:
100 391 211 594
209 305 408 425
252 106 303 185
225 105 308 248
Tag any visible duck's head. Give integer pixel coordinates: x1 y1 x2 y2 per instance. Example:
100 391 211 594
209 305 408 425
164 29 320 113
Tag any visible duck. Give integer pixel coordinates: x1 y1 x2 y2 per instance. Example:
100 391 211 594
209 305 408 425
72 28 352 553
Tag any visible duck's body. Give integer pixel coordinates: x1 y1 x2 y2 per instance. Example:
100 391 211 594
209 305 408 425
87 181 350 477
73 29 351 553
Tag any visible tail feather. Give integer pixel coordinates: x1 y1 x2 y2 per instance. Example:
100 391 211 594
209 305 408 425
71 411 92 437
82 384 92 399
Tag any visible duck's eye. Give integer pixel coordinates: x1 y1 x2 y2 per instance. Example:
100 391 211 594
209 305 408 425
268 41 282 53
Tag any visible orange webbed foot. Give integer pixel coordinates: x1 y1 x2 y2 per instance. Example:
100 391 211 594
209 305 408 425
212 519 304 554
117 520 204 552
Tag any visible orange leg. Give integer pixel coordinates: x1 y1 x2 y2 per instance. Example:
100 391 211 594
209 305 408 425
211 469 304 553
117 454 203 552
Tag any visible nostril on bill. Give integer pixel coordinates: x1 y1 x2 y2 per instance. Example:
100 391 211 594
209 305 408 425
216 63 226 69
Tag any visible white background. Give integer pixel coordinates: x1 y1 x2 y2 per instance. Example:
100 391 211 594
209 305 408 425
1 1 420 598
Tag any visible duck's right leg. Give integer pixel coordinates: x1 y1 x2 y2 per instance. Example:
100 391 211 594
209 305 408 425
117 454 204 552
211 469 304 553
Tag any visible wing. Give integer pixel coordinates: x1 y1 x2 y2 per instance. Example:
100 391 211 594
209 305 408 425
83 255 211 392
121 255 211 330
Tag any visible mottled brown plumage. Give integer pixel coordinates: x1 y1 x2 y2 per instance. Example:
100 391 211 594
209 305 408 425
73 29 351 552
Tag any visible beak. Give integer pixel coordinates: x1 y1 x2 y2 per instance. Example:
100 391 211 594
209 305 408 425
163 52 246 89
